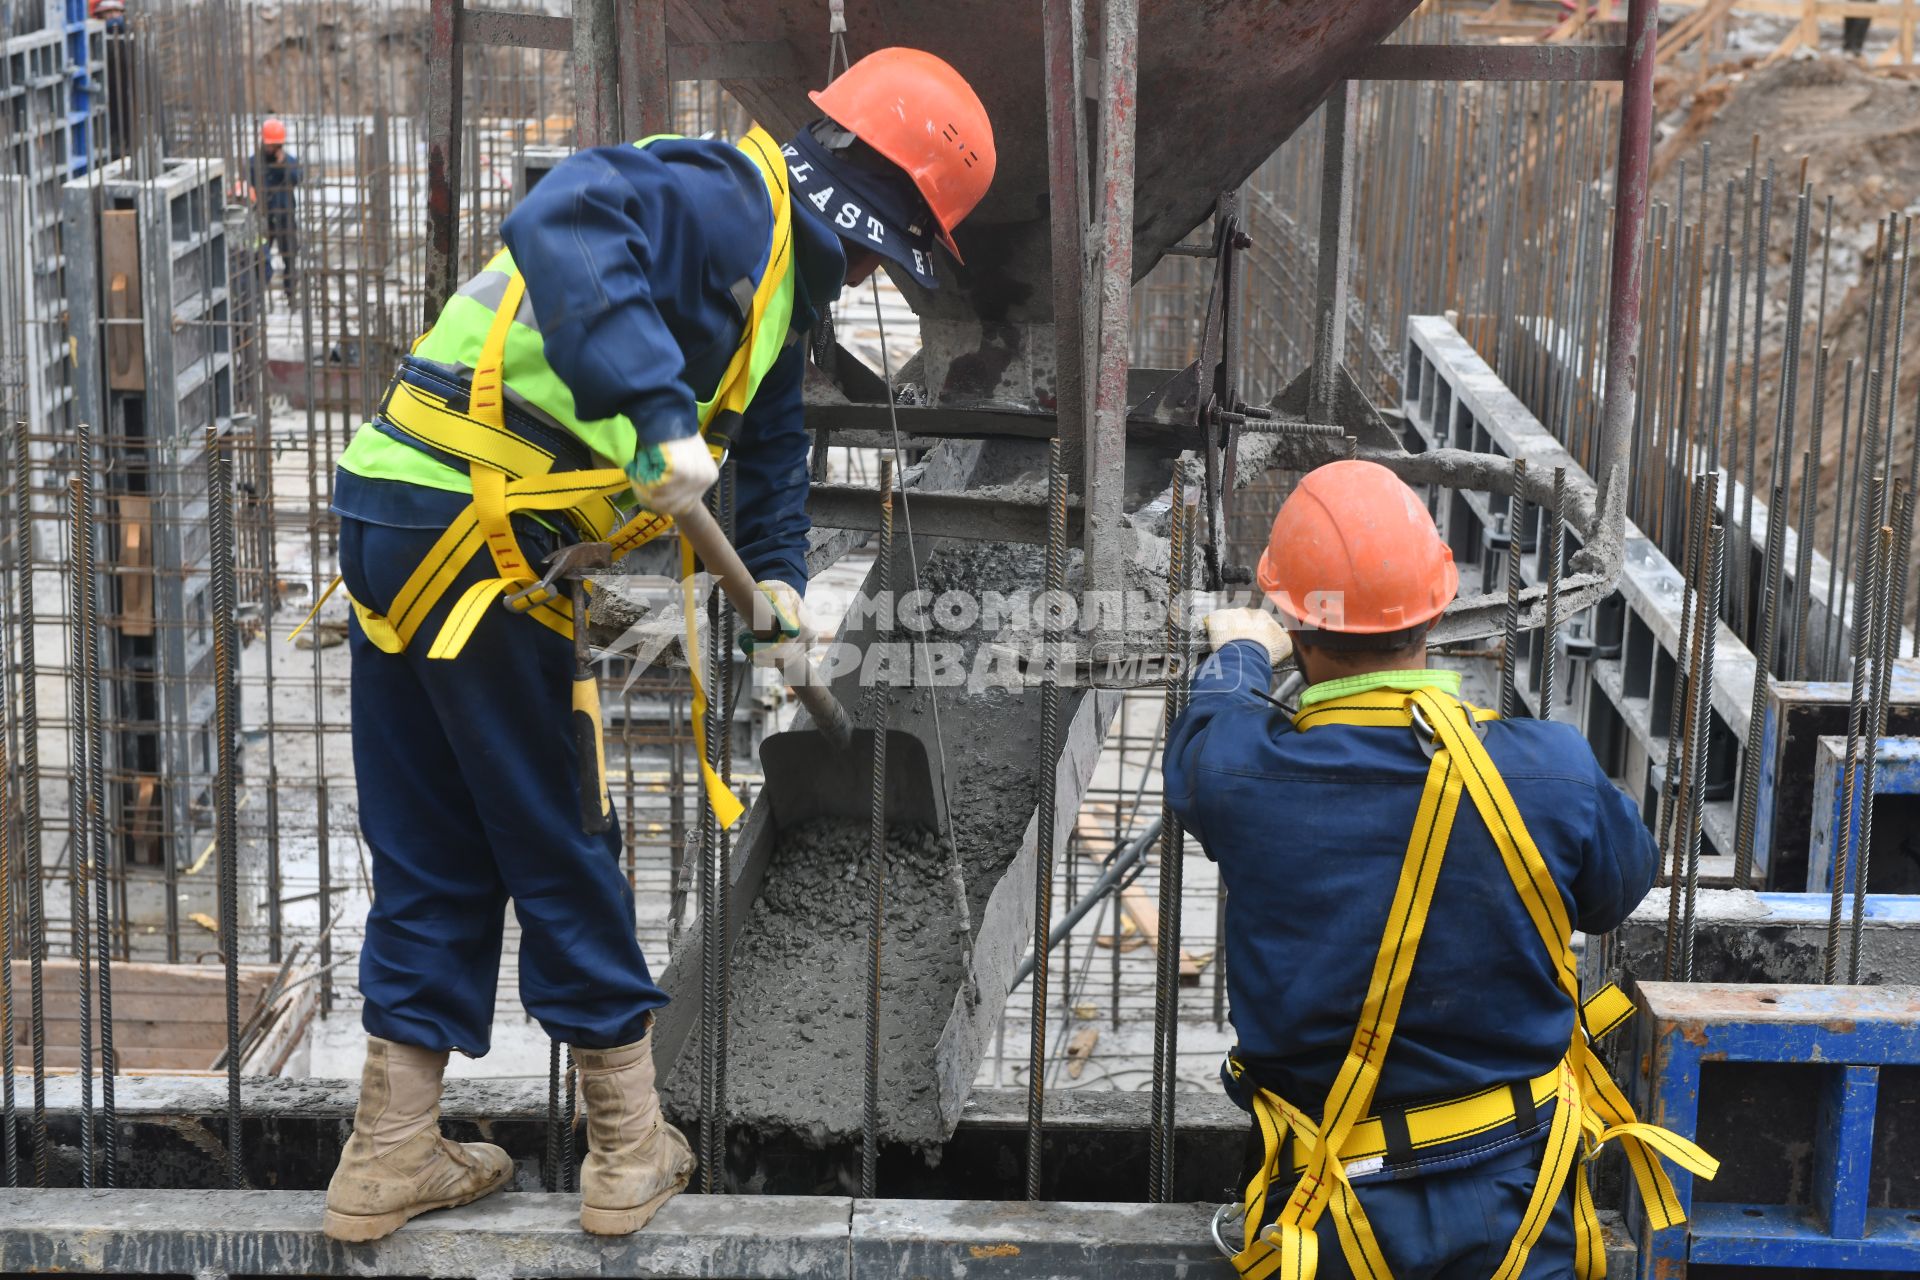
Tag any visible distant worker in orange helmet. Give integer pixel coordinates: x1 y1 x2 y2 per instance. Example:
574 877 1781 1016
320 49 994 1242
249 118 301 304
1166 461 1712 1278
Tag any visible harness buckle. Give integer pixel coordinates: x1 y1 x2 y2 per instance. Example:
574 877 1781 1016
1210 1201 1245 1259
1407 698 1441 760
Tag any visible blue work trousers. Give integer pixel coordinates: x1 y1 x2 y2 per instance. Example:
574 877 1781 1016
1300 1138 1577 1280
341 515 667 1055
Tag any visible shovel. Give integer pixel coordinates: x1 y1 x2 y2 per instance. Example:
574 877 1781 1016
674 499 945 833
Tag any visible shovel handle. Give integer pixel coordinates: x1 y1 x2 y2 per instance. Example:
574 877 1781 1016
676 500 854 749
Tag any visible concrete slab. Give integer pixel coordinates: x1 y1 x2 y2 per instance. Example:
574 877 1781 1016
0 1189 852 1278
850 1198 1227 1278
1591 890 1920 991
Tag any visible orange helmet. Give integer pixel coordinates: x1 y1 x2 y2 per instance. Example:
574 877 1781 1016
1256 460 1459 634
261 118 287 146
808 47 994 261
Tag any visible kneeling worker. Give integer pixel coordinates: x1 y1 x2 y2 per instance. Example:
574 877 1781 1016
1166 460 1714 1279
318 49 995 1240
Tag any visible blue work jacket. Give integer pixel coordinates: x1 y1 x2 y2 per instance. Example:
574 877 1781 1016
1164 645 1658 1114
334 138 843 594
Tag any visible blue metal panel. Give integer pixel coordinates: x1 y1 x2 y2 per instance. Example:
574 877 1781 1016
1751 696 1781 884
63 0 93 175
1809 737 1920 894
1633 983 1920 1277
1812 1065 1877 1239
1640 1008 1703 1278
1687 1204 1920 1268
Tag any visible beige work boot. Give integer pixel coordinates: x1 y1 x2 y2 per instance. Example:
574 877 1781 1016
322 1037 514 1242
575 1031 694 1235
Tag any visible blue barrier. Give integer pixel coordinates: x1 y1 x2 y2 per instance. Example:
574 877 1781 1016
1632 982 1920 1275
1808 735 1920 896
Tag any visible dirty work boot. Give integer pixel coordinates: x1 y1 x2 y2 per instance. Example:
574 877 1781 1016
575 1032 694 1234
322 1037 514 1242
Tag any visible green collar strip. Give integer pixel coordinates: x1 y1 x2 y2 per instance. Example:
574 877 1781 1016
1296 668 1463 708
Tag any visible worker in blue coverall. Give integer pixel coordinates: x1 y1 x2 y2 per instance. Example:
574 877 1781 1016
318 49 996 1242
249 118 301 304
1167 461 1714 1279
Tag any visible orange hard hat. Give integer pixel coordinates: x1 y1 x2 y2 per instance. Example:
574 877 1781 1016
808 47 994 261
261 118 287 146
1256 460 1459 634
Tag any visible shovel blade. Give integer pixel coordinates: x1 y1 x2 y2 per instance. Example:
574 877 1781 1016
758 727 945 832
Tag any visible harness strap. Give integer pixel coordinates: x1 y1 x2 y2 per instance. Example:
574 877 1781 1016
1234 723 1462 1280
1407 689 1717 1241
1228 689 1716 1280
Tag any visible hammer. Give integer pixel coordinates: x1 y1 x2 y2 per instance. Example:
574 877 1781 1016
519 540 616 833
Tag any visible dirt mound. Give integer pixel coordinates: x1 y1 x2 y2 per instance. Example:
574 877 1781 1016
1657 56 1920 586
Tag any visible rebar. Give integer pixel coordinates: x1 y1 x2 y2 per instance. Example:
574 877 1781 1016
1662 474 1714 983
208 431 242 1189
1500 457 1527 718
1828 486 1883 982
1849 482 1913 982
864 454 894 1201
1540 468 1566 715
545 1039 562 1191
1732 480 1790 890
81 440 114 1186
561 1046 577 1193
64 469 94 1187
13 426 45 1187
1680 520 1725 982
1148 485 1192 1204
1025 440 1066 1201
1848 519 1899 984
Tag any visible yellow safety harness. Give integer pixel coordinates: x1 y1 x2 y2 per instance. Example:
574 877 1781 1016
1227 686 1716 1280
297 126 796 829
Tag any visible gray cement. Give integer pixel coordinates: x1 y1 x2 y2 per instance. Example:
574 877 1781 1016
1589 890 1920 991
661 818 964 1151
671 538 1054 1153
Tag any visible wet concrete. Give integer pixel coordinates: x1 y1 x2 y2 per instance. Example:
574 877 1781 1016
668 539 1052 1153
661 818 963 1150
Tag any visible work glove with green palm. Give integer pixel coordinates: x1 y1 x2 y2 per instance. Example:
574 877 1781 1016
627 433 718 516
738 579 814 667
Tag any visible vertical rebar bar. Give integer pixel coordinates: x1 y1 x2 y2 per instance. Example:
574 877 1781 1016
1732 480 1790 890
64 470 93 1188
1849 519 1900 984
1540 468 1566 715
1828 477 1884 980
1148 487 1192 1203
12 427 44 1186
208 431 242 1189
864 454 895 1201
1680 521 1724 982
561 1046 577 1193
545 1039 562 1191
1662 475 1713 982
1025 441 1066 1201
1500 458 1528 717
81 439 113 1186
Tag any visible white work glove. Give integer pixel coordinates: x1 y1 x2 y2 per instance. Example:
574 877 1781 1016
628 433 718 517
1205 608 1293 666
738 579 814 668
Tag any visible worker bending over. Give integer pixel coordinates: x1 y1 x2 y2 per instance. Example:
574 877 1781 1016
319 49 995 1241
1167 461 1714 1279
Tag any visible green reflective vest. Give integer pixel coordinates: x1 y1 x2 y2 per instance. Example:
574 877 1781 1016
338 131 798 497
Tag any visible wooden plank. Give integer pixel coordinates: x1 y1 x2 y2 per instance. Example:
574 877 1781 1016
101 208 143 392
10 959 274 997
1065 1027 1099 1080
1119 885 1204 986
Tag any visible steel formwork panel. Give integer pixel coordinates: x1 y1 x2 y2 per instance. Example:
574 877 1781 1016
62 155 233 872
1631 982 1920 1275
